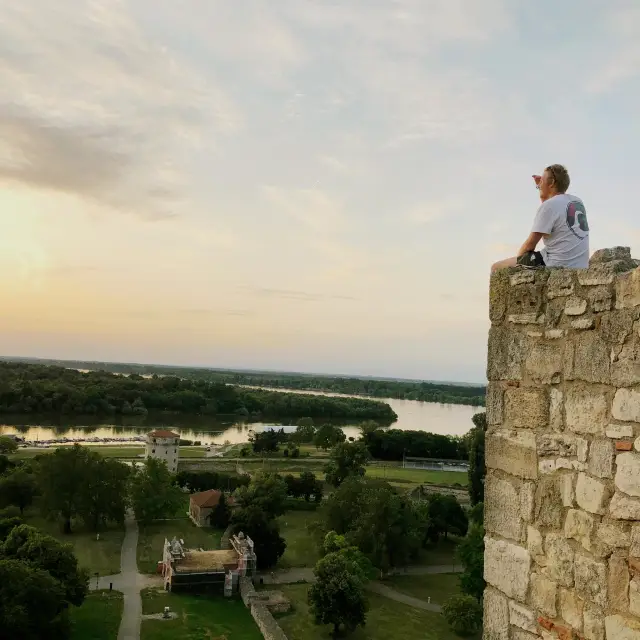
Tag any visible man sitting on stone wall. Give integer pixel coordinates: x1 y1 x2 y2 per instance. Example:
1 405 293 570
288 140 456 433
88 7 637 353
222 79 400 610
491 164 590 272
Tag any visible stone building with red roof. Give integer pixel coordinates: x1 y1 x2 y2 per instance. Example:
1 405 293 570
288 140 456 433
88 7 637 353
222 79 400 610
145 429 180 472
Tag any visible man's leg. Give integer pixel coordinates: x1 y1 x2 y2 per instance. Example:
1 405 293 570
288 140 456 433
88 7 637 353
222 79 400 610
491 256 518 273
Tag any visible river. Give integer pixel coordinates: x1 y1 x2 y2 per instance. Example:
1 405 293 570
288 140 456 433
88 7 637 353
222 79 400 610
0 391 482 446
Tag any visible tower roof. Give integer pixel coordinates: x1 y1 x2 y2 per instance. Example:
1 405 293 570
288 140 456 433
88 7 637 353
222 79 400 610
147 429 180 438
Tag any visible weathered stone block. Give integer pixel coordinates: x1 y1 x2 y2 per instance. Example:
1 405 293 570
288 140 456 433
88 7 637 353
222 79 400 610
535 476 565 529
610 492 640 520
607 424 634 439
485 430 538 480
547 269 575 299
615 266 640 310
611 340 640 387
609 555 630 611
584 603 605 640
573 332 611 384
560 473 575 507
588 439 614 478
575 553 607 608
618 441 634 451
577 438 589 462
565 508 595 551
601 310 636 344
630 577 640 617
505 387 549 429
484 537 530 602
537 433 577 457
615 452 640 497
572 317 595 329
489 269 510 323
549 388 563 431
483 587 509 640
579 260 636 287
484 475 524 542
509 601 537 633
511 631 539 640
586 285 613 312
631 525 640 557
605 615 640 639
597 520 630 549
545 328 566 339
486 383 504 426
546 533 574 587
509 313 544 325
520 481 535 522
576 472 610 515
527 526 544 559
566 387 608 435
591 247 632 263
559 588 583 630
525 341 564 384
612 388 640 423
487 326 525 381
530 572 557 617
511 270 536 286
565 296 588 315
507 281 546 322
635 436 640 451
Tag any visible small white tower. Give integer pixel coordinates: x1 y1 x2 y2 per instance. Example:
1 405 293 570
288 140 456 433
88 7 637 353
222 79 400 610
145 429 180 472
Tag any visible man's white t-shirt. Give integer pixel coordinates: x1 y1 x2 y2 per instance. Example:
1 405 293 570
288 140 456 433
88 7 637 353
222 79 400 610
531 193 590 268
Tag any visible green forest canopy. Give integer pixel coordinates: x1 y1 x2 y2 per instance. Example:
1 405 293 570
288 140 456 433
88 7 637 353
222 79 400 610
0 361 397 421
3 357 486 407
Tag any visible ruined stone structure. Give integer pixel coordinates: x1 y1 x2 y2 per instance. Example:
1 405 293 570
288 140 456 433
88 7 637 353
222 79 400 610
485 247 640 640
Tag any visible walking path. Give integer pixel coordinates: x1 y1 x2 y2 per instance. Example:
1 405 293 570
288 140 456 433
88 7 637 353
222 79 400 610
366 581 442 612
90 511 163 640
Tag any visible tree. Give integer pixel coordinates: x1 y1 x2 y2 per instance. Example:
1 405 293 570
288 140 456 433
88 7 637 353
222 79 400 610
130 458 183 525
209 493 231 529
233 472 287 519
0 436 18 455
0 505 22 541
425 493 468 541
37 445 92 533
298 470 322 502
468 412 486 506
0 468 38 515
0 558 70 640
322 532 376 580
78 457 129 531
324 441 370 487
314 424 346 450
131 397 148 415
3 524 88 606
0 454 13 475
292 418 316 444
458 520 485 601
231 505 286 569
442 594 483 635
308 551 368 637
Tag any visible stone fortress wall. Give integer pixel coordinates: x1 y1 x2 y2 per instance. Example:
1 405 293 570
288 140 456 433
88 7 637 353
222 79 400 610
484 247 640 640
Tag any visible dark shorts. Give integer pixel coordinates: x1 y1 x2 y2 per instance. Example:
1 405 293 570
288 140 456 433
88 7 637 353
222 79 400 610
517 251 545 267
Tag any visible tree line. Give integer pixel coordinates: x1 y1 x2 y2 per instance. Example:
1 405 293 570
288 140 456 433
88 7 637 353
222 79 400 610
0 361 397 422
5 357 486 407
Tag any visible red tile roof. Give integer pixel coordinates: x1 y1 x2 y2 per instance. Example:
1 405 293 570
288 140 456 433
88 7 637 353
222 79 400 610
190 489 223 509
148 430 180 438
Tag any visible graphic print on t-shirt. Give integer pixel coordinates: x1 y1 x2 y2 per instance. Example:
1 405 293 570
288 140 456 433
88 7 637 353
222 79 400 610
566 200 589 239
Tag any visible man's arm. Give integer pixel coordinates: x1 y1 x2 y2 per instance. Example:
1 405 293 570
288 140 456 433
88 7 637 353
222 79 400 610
517 232 545 257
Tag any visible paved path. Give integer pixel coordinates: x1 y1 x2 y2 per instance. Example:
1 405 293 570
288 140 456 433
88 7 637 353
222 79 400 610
366 581 442 612
90 512 165 640
258 564 461 614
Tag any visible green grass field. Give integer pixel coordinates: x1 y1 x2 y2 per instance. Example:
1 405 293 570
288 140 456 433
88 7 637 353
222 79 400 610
70 590 123 640
23 508 124 576
140 589 262 640
277 584 468 640
137 519 223 574
10 446 145 460
365 466 467 487
277 510 321 569
383 573 462 605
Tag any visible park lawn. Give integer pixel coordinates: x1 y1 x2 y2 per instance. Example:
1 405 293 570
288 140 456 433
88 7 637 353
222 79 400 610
383 573 462 605
137 519 223 574
277 584 469 640
10 446 145 460
23 508 124 576
70 590 123 640
277 510 321 569
414 536 462 568
178 447 207 458
365 466 467 487
140 588 262 640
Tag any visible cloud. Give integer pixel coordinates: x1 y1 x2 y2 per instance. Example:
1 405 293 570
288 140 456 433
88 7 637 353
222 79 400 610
0 1 241 218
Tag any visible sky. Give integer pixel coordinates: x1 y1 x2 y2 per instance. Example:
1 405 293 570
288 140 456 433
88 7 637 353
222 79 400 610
1 0 639 383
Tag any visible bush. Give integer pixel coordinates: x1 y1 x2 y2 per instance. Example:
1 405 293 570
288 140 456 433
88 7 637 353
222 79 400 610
442 595 483 636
